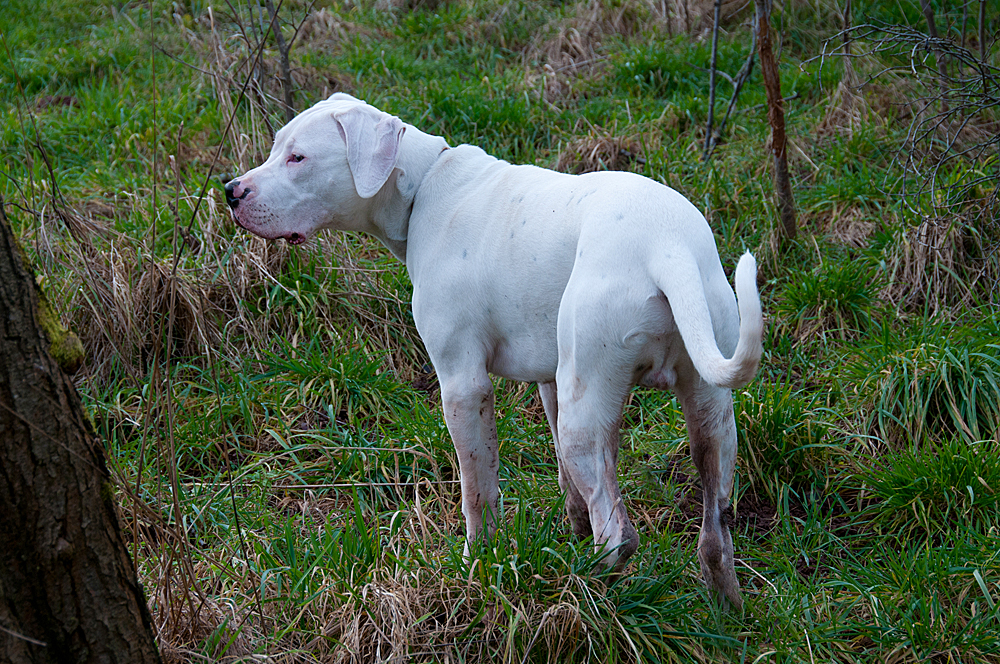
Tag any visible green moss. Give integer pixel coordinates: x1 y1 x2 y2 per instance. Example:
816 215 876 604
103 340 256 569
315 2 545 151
35 275 85 375
100 480 116 507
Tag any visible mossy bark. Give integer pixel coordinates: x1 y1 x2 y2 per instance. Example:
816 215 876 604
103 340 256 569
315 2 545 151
34 276 85 374
0 200 161 664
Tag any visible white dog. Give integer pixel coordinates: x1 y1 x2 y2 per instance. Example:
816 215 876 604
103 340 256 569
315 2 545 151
226 93 763 609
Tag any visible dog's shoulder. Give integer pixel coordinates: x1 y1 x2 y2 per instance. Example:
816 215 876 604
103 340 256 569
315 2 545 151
422 144 506 188
439 144 502 167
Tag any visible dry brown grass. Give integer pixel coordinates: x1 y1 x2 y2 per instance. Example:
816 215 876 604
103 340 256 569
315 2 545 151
667 0 749 35
523 0 672 103
319 575 596 664
297 7 378 49
135 487 679 663
19 10 427 387
881 214 989 315
156 588 256 664
535 0 660 66
23 190 267 381
555 119 648 174
827 204 875 248
815 70 870 139
22 194 423 421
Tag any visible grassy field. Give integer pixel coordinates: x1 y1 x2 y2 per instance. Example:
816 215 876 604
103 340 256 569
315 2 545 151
3 0 1000 661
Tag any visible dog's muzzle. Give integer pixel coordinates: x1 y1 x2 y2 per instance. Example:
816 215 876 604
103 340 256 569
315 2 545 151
224 180 251 210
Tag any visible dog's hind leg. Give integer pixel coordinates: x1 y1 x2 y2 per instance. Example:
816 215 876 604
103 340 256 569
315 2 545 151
553 290 640 571
438 367 501 555
676 376 743 610
539 381 592 538
554 375 638 571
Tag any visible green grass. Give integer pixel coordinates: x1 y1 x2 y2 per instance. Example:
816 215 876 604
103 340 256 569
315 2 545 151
3 0 1000 661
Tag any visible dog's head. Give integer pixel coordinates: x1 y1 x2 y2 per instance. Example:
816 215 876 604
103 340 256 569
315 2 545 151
225 93 405 244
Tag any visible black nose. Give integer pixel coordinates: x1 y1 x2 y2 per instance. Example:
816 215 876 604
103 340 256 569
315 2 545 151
225 181 239 209
225 180 252 210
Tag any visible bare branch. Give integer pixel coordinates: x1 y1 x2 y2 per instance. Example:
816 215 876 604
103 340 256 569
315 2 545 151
704 30 756 161
818 22 1000 222
264 0 295 123
703 0 722 161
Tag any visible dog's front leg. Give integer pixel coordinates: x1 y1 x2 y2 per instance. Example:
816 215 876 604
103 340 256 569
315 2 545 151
439 370 500 554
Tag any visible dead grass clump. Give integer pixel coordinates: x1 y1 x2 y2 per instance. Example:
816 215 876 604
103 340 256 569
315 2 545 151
827 204 875 248
534 0 652 69
375 0 447 12
155 584 255 664
24 189 259 379
36 188 278 381
23 178 425 390
297 8 377 49
882 215 990 314
538 601 586 659
275 491 350 523
46 221 217 380
310 570 596 662
28 184 111 264
556 122 645 174
816 67 871 139
137 257 214 352
667 0 749 34
524 63 578 104
34 94 78 111
320 579 424 662
525 0 669 102
863 77 921 127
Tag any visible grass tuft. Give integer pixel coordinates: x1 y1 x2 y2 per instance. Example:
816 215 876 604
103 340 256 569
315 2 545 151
863 436 1000 540
849 321 1000 447
737 381 835 499
776 256 879 343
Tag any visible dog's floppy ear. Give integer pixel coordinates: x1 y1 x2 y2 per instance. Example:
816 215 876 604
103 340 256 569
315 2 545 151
333 106 405 199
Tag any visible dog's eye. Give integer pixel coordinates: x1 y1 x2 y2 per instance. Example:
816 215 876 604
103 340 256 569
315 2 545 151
288 154 305 164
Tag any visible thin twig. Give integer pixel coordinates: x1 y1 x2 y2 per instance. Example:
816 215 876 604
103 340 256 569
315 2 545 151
172 0 286 276
264 0 295 122
817 22 999 218
703 0 722 161
705 29 757 161
980 0 986 64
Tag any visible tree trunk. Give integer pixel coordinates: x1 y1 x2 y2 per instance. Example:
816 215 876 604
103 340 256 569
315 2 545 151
0 200 161 664
842 0 852 55
754 0 797 241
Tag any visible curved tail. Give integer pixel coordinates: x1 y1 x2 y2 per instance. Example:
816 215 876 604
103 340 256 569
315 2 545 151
657 252 763 389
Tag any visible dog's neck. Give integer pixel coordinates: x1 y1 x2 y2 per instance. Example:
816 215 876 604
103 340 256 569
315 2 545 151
368 125 448 263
